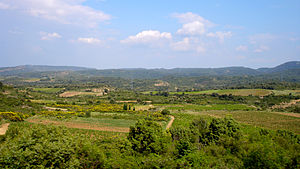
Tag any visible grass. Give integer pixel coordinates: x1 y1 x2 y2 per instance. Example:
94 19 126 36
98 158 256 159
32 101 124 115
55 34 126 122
30 99 56 104
19 121 128 138
28 116 137 128
71 117 137 128
272 90 300 96
144 89 273 96
32 88 64 93
22 78 40 82
187 110 300 134
59 91 102 97
163 104 255 111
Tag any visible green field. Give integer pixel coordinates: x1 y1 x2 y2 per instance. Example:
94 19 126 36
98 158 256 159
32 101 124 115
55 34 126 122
272 90 300 96
32 87 64 93
162 103 255 111
30 99 57 104
145 89 273 96
185 110 300 134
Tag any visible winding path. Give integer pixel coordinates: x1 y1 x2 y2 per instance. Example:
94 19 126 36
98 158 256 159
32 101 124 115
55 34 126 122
0 123 10 135
166 115 175 130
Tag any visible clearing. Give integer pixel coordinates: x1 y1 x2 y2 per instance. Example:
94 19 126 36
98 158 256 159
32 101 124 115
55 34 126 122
26 119 130 133
272 99 300 109
59 91 103 97
33 88 64 93
186 110 300 134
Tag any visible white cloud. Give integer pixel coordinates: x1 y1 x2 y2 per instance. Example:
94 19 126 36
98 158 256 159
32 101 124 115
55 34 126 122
40 32 62 40
121 30 172 44
171 38 190 51
173 12 214 36
171 37 205 53
177 21 206 35
206 31 232 42
236 45 248 51
1 0 111 27
172 12 214 26
77 37 101 44
254 45 269 53
0 2 10 9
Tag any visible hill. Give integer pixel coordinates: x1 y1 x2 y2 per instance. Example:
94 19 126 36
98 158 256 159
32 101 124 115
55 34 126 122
0 65 94 76
257 61 300 73
0 61 299 80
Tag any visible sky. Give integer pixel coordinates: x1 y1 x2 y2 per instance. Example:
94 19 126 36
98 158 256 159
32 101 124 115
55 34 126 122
0 0 300 69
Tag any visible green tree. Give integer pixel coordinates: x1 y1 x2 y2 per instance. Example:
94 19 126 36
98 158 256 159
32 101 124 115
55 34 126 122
123 104 128 110
127 120 168 155
161 109 170 115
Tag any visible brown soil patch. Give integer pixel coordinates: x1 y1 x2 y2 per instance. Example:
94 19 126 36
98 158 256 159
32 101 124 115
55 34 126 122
23 79 40 82
59 91 84 97
26 119 129 133
59 91 104 97
3 91 11 95
272 99 300 109
0 123 10 135
272 112 300 118
44 106 68 111
154 81 169 87
117 100 137 103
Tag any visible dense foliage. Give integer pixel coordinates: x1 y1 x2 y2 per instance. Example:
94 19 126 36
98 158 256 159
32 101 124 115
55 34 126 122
0 117 299 168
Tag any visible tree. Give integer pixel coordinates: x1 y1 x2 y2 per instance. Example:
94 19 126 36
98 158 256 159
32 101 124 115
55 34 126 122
161 109 170 115
123 104 128 110
0 82 2 89
127 120 168 155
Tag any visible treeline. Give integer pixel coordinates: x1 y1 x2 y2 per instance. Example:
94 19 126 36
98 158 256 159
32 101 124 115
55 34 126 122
2 74 300 92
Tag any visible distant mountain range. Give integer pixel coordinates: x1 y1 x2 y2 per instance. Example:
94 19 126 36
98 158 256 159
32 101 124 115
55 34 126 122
0 61 299 79
0 65 93 76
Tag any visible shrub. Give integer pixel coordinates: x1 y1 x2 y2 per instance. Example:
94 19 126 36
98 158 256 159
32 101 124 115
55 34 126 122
128 119 169 155
0 112 28 122
161 109 170 115
0 123 106 168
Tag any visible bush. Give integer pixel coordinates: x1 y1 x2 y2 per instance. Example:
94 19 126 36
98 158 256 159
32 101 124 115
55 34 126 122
243 142 290 169
0 123 106 168
0 112 28 122
85 111 91 117
128 119 169 155
161 109 170 115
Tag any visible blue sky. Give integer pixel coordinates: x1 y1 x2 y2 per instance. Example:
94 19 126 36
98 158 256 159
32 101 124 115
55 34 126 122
0 0 299 69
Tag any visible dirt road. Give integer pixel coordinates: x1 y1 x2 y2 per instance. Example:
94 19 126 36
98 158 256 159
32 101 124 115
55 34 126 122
0 123 10 135
166 116 175 129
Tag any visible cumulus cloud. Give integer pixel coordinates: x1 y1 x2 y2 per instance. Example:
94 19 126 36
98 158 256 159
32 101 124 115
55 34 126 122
236 45 248 51
171 38 191 51
121 30 172 44
254 45 269 53
177 21 206 35
206 31 232 42
173 12 214 36
172 12 214 26
40 32 62 40
1 0 111 27
77 37 101 44
171 37 205 53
